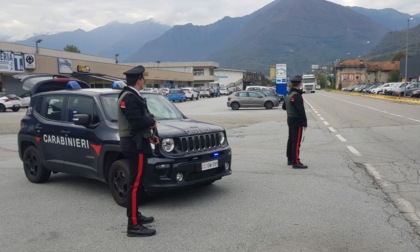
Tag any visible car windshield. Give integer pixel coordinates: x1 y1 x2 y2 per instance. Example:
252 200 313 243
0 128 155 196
302 78 315 83
100 93 184 122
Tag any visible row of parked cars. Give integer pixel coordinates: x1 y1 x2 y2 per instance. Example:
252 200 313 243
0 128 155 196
143 86 239 102
342 82 420 97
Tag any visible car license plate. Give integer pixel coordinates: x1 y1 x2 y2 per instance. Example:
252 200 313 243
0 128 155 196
202 160 218 171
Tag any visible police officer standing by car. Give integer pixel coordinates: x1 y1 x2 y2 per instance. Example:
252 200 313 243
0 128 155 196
282 75 308 169
118 65 160 237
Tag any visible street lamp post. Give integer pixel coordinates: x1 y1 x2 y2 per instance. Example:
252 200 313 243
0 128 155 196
404 17 414 97
115 54 119 64
35 39 42 54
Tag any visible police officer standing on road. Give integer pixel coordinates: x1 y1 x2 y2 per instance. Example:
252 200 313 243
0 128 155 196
118 65 160 237
282 75 308 169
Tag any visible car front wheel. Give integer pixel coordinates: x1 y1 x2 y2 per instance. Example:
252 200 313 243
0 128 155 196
265 101 274 109
109 159 131 207
109 159 146 207
231 102 240 110
23 146 51 183
12 107 20 112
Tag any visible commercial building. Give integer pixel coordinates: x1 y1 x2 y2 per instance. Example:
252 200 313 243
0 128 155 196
1 42 203 94
137 61 220 87
214 68 245 88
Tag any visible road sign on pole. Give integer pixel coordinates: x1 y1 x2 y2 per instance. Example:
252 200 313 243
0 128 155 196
275 64 287 96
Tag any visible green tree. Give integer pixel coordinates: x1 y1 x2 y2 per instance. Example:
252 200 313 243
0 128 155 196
392 51 405 61
316 73 327 89
388 70 400 82
64 45 81 53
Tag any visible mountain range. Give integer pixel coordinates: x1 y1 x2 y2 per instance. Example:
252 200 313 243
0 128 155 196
12 0 420 75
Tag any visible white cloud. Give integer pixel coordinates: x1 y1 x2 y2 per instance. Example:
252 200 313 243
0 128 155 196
0 0 419 41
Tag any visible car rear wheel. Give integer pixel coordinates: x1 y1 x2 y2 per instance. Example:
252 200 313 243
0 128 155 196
265 101 274 109
0 104 6 112
109 159 146 207
231 102 240 110
23 146 51 183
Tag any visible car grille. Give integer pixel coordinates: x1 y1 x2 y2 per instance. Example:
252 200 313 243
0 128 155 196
179 133 221 153
185 167 223 181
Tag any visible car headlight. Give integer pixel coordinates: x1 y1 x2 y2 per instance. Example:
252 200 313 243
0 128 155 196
218 132 225 145
161 138 175 152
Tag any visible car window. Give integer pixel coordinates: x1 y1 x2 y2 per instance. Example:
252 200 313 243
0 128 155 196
238 92 248 97
142 93 184 120
67 96 99 124
248 92 261 97
100 93 184 121
36 95 65 121
100 94 118 122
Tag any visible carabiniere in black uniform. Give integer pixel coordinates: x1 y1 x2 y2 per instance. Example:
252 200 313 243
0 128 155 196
282 75 308 169
118 65 159 237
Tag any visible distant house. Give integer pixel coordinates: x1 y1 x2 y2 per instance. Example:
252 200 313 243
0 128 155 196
334 59 400 88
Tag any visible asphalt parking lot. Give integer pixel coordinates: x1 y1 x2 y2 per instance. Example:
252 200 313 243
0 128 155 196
1 94 420 251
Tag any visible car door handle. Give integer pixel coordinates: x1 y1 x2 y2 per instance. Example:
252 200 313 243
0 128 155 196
61 130 71 134
35 126 43 130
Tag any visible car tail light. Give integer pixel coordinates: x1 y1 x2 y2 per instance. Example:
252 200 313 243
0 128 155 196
4 98 10 102
227 96 232 101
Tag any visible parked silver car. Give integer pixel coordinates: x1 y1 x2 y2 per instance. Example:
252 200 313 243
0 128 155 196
227 91 280 110
392 83 420 96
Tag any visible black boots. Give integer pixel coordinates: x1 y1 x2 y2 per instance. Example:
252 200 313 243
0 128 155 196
292 163 308 169
127 224 156 237
127 214 156 237
138 213 154 224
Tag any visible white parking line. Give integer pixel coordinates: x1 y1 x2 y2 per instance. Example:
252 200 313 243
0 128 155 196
328 127 337 133
336 134 347 142
323 121 330 126
347 146 362 156
320 117 325 120
408 118 420 123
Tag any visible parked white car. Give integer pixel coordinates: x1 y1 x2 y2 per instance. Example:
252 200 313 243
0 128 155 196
0 93 22 112
370 84 384 94
182 87 199 100
383 82 402 95
19 92 31 107
220 88 229 95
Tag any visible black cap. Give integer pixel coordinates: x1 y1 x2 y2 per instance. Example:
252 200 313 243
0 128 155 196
123 65 145 79
290 75 302 84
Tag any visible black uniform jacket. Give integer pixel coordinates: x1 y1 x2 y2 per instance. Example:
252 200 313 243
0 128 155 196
119 86 155 153
282 88 308 128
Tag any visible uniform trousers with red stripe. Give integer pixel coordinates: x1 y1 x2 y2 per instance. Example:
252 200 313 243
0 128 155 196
286 123 304 165
124 151 146 226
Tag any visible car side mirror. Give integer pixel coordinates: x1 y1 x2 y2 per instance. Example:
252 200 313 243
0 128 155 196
73 114 90 127
258 95 264 98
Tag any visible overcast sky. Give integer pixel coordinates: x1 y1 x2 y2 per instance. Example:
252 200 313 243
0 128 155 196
1 0 419 41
